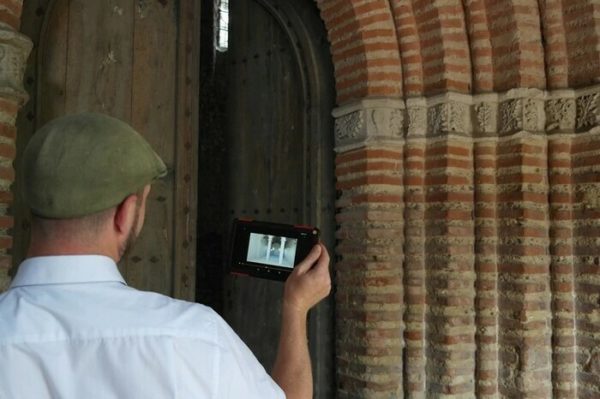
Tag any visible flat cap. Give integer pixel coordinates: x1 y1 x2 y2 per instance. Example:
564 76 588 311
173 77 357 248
21 112 167 218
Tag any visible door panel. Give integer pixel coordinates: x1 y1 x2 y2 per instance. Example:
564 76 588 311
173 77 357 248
64 1 135 119
224 0 305 370
198 0 336 396
15 0 198 300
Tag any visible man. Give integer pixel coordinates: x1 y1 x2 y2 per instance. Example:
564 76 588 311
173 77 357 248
0 113 331 398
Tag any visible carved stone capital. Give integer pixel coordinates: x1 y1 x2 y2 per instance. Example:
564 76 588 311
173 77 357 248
333 98 405 151
545 90 576 132
575 87 600 131
424 93 471 138
333 85 600 150
497 89 546 135
405 97 427 138
0 27 32 105
473 94 498 137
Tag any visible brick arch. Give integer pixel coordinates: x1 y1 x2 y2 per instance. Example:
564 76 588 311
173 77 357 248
392 0 472 97
317 0 549 103
541 0 600 89
316 0 403 104
483 0 546 91
462 0 548 93
318 0 600 103
390 0 423 95
463 0 495 93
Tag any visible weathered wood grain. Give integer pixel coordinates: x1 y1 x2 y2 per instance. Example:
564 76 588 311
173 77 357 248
16 0 199 300
65 0 134 119
126 0 178 295
172 0 200 301
37 0 67 125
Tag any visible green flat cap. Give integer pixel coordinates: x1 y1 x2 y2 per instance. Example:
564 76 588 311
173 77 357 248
21 112 167 219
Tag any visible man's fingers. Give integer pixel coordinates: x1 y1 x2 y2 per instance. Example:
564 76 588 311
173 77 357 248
314 244 332 293
315 243 330 271
293 244 322 274
284 243 332 312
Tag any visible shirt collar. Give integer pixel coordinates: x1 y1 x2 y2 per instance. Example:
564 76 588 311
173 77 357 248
9 255 127 288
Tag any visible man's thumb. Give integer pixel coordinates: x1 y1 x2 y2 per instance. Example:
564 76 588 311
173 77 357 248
293 244 322 274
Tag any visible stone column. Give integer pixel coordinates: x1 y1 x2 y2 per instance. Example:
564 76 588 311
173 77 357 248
0 0 32 291
333 87 600 398
333 98 406 397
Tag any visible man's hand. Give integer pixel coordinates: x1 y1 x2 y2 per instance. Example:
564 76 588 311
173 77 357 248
283 243 331 315
272 243 331 399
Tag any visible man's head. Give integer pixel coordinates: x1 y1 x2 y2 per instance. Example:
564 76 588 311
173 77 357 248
21 113 166 260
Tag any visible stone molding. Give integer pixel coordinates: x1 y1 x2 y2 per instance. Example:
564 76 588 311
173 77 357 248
0 27 32 105
332 98 405 150
333 86 600 151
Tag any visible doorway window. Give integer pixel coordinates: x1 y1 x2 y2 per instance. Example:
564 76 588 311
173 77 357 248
216 0 229 52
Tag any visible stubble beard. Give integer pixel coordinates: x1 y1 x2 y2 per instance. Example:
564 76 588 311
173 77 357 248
119 205 141 259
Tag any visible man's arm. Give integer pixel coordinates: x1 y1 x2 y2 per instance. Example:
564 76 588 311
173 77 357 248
271 243 331 399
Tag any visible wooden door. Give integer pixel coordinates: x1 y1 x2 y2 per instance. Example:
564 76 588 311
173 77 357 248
197 0 336 396
15 0 199 301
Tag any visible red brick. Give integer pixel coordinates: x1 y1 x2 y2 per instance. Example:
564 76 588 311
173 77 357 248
0 216 13 229
0 143 15 160
0 9 19 31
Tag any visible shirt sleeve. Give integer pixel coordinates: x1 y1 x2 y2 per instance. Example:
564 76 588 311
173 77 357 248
213 314 286 399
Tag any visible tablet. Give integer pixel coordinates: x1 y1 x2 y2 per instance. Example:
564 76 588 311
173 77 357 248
228 219 320 281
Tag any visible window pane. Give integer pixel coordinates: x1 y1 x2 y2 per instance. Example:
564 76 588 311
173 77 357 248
216 0 229 51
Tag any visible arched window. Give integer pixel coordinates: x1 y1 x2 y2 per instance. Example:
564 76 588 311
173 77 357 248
215 0 229 52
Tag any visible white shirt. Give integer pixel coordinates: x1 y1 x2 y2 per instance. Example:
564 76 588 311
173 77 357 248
0 255 285 399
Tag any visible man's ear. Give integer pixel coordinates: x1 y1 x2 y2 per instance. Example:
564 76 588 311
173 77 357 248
113 194 139 238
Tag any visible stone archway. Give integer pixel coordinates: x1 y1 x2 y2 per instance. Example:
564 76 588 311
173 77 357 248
316 1 600 398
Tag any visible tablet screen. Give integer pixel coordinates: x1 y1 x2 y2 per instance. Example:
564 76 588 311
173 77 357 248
246 233 298 268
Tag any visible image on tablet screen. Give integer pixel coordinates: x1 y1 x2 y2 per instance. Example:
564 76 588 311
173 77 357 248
246 233 298 268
